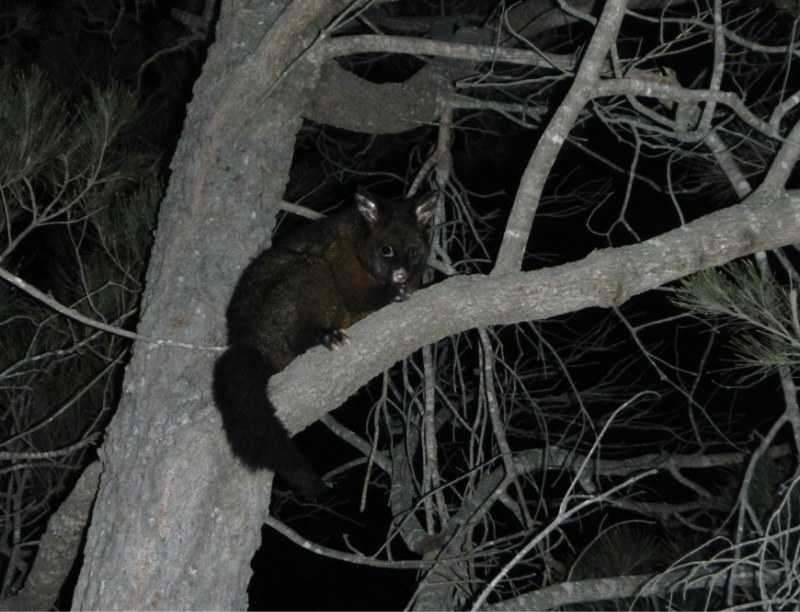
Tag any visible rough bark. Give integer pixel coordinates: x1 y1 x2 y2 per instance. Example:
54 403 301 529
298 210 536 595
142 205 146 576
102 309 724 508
270 186 800 433
72 1 351 609
486 567 781 610
0 463 100 611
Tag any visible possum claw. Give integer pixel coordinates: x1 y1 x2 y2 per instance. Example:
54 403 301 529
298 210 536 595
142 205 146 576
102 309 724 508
321 329 350 349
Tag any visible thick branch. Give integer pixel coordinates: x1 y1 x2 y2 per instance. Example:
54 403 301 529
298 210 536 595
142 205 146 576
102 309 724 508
494 0 629 273
305 30 575 134
318 34 574 69
271 187 800 432
486 565 781 610
0 463 100 612
306 61 448 134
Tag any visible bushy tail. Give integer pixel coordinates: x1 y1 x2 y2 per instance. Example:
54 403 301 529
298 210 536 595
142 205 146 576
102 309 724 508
213 345 328 498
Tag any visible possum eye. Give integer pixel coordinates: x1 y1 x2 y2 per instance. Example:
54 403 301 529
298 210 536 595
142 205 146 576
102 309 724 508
379 244 394 258
408 248 419 262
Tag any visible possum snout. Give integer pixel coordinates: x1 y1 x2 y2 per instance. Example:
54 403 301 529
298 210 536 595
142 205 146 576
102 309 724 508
392 268 408 284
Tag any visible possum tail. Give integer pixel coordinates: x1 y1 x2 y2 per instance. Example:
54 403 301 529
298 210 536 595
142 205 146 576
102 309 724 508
213 345 328 498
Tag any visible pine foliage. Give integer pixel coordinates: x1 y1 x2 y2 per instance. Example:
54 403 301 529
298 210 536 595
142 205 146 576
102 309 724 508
671 260 800 380
0 63 160 599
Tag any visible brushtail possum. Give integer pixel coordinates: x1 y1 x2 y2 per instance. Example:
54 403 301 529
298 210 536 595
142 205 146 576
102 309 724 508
213 189 438 497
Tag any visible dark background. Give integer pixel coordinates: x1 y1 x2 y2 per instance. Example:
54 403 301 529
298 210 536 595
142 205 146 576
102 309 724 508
1 1 797 609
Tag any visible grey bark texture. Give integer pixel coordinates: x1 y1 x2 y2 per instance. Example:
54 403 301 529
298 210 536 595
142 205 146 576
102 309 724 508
72 1 352 609
270 187 800 435
0 463 101 611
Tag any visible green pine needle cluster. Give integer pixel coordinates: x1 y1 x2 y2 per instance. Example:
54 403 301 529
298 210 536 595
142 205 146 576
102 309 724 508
569 523 667 581
671 260 800 380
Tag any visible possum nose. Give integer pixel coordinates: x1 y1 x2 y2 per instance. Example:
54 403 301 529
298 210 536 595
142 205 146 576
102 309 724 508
393 268 408 284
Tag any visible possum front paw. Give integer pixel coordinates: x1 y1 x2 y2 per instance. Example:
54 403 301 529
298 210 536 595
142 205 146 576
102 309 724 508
393 283 410 302
321 329 350 350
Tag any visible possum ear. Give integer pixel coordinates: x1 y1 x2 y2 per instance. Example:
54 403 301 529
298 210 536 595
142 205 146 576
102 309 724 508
414 191 439 227
355 189 380 226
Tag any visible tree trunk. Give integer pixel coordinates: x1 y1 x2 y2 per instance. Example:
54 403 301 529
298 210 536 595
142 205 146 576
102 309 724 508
72 1 349 608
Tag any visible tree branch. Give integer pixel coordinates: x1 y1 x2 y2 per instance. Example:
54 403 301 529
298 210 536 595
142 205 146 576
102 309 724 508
0 463 101 612
486 565 782 610
0 266 222 352
270 186 800 432
494 0 629 273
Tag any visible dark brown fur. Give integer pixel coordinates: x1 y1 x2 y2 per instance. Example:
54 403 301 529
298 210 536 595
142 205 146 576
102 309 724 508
213 189 437 497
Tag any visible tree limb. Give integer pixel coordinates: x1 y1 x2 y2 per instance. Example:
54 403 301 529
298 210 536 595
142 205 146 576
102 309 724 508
270 186 800 432
0 463 100 612
494 0 629 273
486 565 782 610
